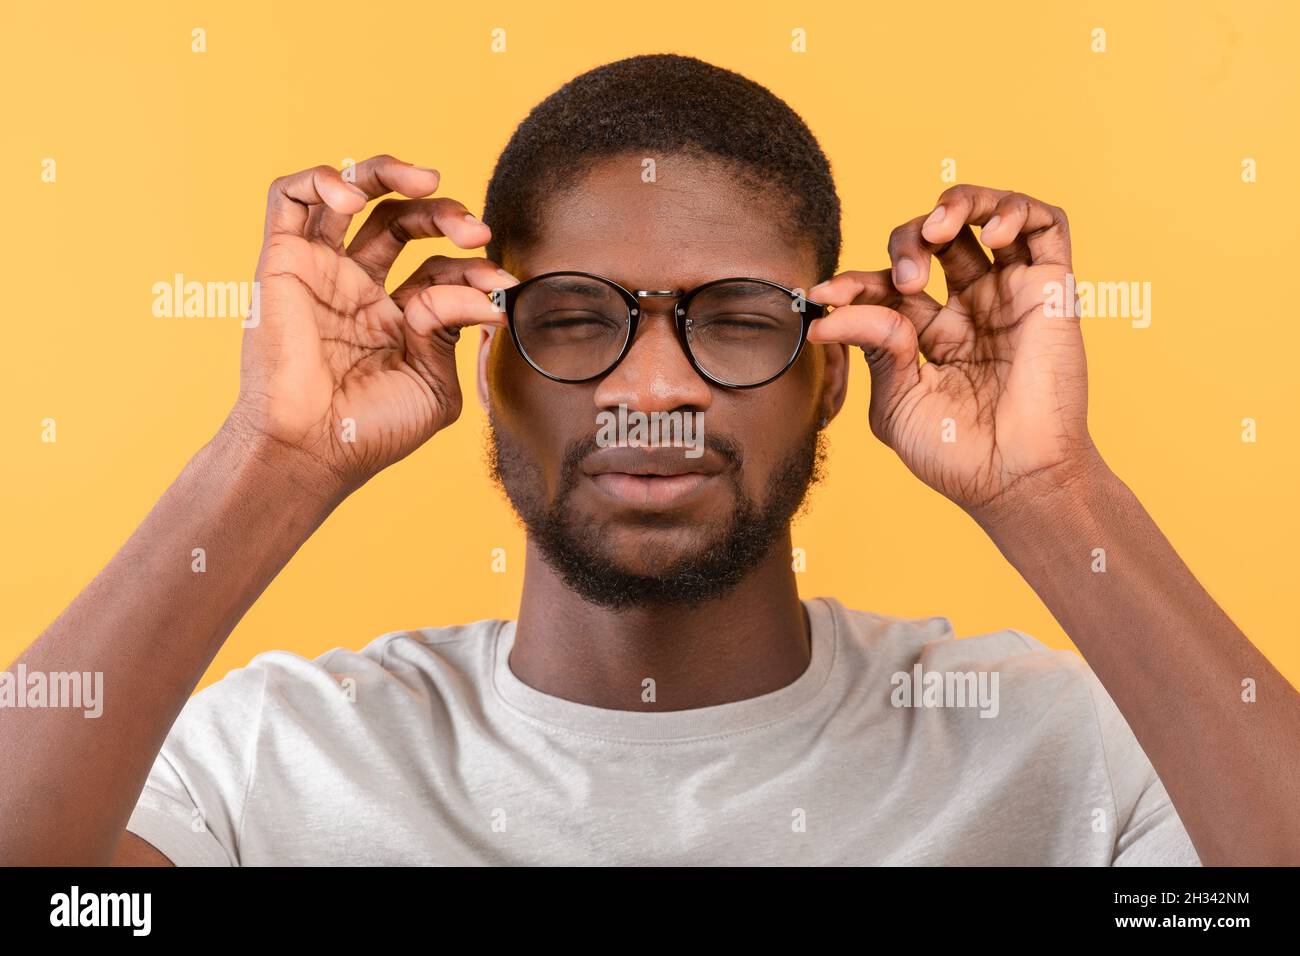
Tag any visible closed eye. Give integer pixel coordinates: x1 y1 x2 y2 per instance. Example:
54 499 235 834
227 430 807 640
532 312 623 330
690 314 784 331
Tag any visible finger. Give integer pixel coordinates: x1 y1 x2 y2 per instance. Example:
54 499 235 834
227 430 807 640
806 304 921 437
401 277 516 400
923 185 1071 268
810 269 969 362
306 155 443 248
347 198 493 285
403 274 514 345
810 267 940 324
889 214 991 297
978 192 1033 269
264 165 369 241
391 255 519 312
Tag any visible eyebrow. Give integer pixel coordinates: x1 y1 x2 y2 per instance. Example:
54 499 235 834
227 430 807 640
542 278 620 297
695 280 778 300
537 277 786 298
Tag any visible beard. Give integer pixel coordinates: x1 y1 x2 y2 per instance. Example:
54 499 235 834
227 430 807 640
485 409 829 611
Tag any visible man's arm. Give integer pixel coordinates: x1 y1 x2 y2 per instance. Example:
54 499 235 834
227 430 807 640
113 831 177 866
806 182 1299 865
1 154 513 865
974 456 1300 866
0 424 339 865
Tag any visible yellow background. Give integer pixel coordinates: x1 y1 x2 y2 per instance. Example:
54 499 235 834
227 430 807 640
3 0 1297 692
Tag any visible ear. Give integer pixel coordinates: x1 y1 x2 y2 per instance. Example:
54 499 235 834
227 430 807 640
819 341 850 424
476 325 496 413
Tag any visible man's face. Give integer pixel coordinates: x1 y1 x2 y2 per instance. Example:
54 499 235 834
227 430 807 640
479 153 842 609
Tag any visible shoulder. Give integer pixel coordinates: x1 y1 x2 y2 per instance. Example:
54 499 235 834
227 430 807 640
817 595 1117 746
819 594 1165 812
182 616 508 734
820 594 1088 686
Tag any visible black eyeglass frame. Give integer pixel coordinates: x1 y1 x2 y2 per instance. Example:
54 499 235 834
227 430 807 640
496 270 829 390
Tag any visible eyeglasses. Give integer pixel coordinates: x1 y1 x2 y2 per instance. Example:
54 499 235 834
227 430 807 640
496 271 828 389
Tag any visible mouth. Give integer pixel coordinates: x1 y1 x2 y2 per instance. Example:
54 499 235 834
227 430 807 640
586 471 717 508
580 445 726 510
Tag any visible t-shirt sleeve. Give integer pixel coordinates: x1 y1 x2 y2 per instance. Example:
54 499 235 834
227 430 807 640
1077 664 1202 866
124 663 268 867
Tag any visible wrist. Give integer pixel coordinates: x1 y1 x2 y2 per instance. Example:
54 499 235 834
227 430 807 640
211 411 356 517
967 449 1119 545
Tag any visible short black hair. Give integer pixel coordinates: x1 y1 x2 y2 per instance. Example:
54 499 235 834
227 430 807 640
482 53 841 283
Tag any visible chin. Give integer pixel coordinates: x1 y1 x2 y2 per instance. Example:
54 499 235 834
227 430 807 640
594 525 718 571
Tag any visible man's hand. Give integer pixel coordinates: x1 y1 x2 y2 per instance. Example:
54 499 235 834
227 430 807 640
228 154 518 500
807 184 1098 517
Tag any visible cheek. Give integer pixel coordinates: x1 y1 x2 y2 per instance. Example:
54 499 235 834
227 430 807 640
792 343 825 395
730 367 820 484
487 335 538 424
490 341 593 454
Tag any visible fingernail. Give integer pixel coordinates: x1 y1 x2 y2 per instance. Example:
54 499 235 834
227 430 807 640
983 215 1001 237
809 281 829 296
496 268 520 286
409 165 439 176
924 204 945 226
894 257 918 284
464 213 483 225
346 184 367 200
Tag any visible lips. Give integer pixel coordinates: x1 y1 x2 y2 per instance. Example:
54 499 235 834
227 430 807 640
582 445 724 478
581 445 725 508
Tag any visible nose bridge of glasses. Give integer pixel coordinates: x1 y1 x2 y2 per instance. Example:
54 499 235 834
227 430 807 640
618 289 699 382
629 289 686 319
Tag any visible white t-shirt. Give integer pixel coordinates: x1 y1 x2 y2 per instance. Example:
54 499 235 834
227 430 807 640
125 596 1201 866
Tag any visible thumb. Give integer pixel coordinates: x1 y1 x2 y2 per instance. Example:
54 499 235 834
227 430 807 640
401 281 506 401
807 305 921 438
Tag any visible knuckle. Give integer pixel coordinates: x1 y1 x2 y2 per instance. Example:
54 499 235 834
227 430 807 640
879 314 902 349
419 256 460 285
882 313 915 354
431 196 467 216
419 290 468 342
428 309 460 342
385 215 414 248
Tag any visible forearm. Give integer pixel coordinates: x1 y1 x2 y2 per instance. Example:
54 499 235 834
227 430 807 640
0 422 342 864
974 458 1300 865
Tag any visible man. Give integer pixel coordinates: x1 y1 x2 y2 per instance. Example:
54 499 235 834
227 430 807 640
3 54 1296 866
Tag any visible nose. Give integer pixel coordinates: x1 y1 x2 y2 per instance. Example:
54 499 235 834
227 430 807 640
592 301 713 416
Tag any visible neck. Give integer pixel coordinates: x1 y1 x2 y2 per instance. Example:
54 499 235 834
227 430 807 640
510 530 811 711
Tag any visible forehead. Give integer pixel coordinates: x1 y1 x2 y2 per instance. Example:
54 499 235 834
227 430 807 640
509 153 817 290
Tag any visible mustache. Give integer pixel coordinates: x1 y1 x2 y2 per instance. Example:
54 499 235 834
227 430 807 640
558 430 744 490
